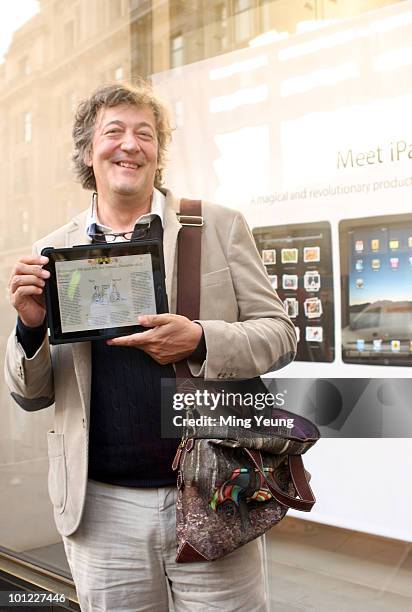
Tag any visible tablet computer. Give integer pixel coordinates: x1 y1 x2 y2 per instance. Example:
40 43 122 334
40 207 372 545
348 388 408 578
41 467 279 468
339 213 412 366
41 240 168 344
253 221 335 363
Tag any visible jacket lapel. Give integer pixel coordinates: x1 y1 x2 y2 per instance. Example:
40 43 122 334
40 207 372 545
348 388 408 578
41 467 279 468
66 210 92 423
66 210 91 247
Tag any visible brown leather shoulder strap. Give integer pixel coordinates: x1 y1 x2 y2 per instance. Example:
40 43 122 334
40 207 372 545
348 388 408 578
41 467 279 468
176 199 202 378
176 199 202 320
244 449 316 512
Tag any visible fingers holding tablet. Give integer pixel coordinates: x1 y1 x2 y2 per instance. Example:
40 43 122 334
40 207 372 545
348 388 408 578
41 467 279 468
8 255 50 328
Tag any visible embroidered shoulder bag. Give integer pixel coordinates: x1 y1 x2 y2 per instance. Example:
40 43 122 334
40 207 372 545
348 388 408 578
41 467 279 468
173 199 320 562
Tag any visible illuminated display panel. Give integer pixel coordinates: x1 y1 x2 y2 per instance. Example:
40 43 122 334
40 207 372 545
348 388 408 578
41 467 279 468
340 213 412 366
253 221 334 363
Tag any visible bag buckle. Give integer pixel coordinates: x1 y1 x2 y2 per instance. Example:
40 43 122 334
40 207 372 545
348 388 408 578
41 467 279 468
177 215 204 227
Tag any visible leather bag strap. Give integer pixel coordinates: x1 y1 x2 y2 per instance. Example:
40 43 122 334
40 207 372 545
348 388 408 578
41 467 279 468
174 200 315 512
244 448 316 512
175 199 202 379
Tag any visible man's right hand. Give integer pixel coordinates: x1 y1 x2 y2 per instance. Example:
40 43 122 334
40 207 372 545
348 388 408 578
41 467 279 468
8 255 50 328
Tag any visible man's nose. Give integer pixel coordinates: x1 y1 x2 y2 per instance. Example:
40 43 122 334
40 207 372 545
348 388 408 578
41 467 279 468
120 134 140 153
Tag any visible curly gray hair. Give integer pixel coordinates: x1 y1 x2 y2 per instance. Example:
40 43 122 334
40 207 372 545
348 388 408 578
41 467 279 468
72 82 172 190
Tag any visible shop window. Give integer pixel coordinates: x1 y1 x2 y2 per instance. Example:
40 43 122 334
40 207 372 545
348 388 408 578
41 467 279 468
24 112 32 143
21 210 29 235
69 91 77 113
19 56 31 76
210 2 229 53
64 20 75 53
14 158 30 195
110 0 123 21
234 0 253 43
76 7 82 41
56 96 63 128
259 0 272 32
171 34 184 67
55 144 72 183
96 0 106 30
57 93 76 128
15 112 32 144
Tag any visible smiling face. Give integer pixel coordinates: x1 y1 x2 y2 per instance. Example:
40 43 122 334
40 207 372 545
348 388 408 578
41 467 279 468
85 104 158 204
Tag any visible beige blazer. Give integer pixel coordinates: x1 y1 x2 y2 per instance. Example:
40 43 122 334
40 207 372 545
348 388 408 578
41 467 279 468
4 189 296 536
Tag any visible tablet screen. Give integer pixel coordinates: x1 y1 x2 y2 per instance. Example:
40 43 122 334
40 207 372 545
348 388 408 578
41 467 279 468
55 253 156 333
42 240 168 344
252 221 335 363
339 213 412 366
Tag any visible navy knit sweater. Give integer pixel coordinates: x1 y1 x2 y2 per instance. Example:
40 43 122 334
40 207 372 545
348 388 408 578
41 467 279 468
88 339 177 486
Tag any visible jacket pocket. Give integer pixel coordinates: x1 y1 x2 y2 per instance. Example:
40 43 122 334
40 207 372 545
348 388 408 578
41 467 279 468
201 267 238 320
202 267 232 287
46 431 67 514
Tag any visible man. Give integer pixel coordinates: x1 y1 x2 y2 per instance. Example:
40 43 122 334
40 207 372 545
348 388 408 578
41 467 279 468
5 83 296 611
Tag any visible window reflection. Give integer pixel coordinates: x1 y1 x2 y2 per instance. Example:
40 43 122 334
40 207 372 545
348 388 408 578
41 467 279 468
0 0 406 590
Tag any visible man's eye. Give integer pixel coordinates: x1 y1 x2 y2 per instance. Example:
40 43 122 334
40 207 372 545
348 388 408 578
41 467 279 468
106 129 121 135
139 132 153 139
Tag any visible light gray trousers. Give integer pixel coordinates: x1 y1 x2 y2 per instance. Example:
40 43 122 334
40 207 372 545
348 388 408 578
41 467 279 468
62 479 268 612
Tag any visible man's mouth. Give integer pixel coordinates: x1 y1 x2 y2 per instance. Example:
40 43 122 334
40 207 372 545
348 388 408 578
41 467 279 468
116 161 140 170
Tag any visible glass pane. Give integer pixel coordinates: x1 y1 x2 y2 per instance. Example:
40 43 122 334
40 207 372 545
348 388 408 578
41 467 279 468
1 1 410 609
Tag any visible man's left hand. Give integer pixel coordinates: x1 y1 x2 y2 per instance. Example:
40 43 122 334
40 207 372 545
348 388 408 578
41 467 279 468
106 314 203 365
